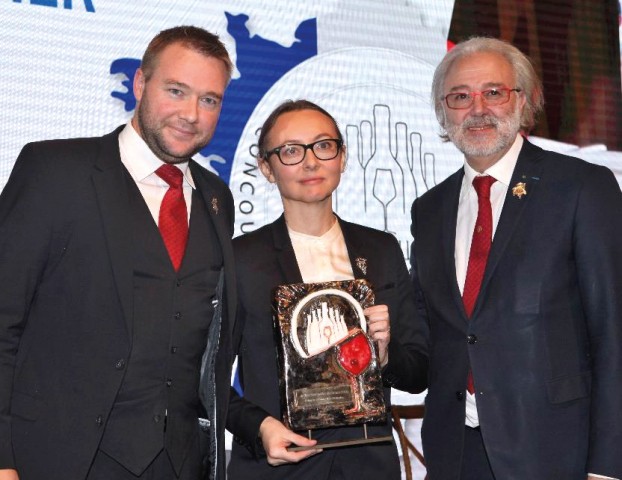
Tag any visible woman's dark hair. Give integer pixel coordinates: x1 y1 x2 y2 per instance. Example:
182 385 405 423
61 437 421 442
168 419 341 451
256 99 343 159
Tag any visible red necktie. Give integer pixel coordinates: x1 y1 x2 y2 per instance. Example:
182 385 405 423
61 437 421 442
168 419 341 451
156 164 188 271
463 175 496 394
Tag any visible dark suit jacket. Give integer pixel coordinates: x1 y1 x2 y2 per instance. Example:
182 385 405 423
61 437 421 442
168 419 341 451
411 139 622 479
226 215 427 480
0 127 236 480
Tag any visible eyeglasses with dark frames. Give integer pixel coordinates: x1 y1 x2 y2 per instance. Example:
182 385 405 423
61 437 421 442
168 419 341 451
444 87 522 110
264 138 343 166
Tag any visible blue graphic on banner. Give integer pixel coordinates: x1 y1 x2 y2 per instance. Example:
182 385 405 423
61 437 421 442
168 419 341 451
110 58 141 112
204 12 317 182
110 12 317 184
13 0 95 12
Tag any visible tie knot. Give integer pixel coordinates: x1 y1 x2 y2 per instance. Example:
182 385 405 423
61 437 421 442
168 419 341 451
156 164 184 188
472 175 496 199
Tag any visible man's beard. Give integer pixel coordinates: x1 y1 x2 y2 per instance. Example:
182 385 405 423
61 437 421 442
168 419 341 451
445 108 521 160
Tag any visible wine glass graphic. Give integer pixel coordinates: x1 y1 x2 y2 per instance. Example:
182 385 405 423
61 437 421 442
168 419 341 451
336 329 373 415
372 168 397 234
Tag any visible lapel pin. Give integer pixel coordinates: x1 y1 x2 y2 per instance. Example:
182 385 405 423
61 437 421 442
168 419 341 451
355 257 367 275
512 182 527 199
211 197 219 215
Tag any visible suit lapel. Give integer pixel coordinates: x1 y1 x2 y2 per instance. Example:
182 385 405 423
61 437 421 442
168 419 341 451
190 162 237 336
338 217 369 280
440 171 468 321
91 127 134 338
475 140 544 315
271 215 304 284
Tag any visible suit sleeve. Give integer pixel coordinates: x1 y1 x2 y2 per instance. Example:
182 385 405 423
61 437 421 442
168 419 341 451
225 298 271 458
380 231 429 394
221 174 238 347
0 143 55 468
226 387 271 458
575 166 622 477
409 198 430 333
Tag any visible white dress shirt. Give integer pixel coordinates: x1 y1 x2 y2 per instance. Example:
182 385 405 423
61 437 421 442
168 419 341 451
118 122 194 226
288 218 354 283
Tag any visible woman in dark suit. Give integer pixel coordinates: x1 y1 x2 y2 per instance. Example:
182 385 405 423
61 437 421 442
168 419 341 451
226 100 428 480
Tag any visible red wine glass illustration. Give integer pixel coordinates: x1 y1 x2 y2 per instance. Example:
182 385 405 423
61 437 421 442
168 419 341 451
337 330 372 415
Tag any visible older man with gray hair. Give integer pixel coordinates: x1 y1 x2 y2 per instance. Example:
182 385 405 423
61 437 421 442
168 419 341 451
410 37 622 480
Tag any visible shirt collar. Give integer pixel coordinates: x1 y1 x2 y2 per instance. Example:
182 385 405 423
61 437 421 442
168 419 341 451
463 133 524 187
118 122 195 188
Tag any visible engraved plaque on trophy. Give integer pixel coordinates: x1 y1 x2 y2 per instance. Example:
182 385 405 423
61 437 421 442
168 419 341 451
273 279 392 450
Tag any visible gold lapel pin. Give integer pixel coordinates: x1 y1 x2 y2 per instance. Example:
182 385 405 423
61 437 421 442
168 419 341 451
355 257 367 275
512 182 527 199
211 197 219 215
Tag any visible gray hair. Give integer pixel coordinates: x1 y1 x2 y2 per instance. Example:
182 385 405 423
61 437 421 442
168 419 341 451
432 37 544 138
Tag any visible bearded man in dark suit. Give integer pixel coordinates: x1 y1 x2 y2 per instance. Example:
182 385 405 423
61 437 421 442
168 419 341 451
410 37 622 480
0 26 236 480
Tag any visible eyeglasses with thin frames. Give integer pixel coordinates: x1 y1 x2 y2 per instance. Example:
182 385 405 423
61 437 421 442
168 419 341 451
264 138 343 166
444 87 522 110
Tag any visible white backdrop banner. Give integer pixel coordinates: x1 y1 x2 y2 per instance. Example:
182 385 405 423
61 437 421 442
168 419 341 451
2 3 620 475
1 0 621 260
0 0 469 262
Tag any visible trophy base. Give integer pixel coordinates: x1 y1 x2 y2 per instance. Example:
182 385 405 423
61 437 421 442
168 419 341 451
287 424 393 451
287 434 394 451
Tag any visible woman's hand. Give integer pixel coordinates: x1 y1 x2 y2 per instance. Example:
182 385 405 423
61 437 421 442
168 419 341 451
258 416 322 466
0 469 19 480
364 304 391 367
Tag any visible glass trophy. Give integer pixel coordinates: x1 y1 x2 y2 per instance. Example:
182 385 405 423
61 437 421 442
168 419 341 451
273 279 393 450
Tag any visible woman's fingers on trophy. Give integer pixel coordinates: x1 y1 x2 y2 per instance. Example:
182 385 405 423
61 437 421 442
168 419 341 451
260 416 322 466
364 305 390 366
363 305 391 338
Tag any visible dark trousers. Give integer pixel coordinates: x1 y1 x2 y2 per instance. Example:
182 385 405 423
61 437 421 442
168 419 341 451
460 427 495 480
86 440 202 480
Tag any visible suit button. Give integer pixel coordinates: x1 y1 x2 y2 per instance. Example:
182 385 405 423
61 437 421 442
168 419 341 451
467 334 477 344
166 378 172 387
170 346 178 354
153 414 162 423
115 359 126 370
95 415 103 426
456 391 464 401
174 312 182 320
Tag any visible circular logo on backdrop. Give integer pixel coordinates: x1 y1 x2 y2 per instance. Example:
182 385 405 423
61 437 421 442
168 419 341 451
229 47 462 259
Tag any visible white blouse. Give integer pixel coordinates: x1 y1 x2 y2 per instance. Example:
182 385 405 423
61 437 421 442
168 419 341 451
288 219 354 283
